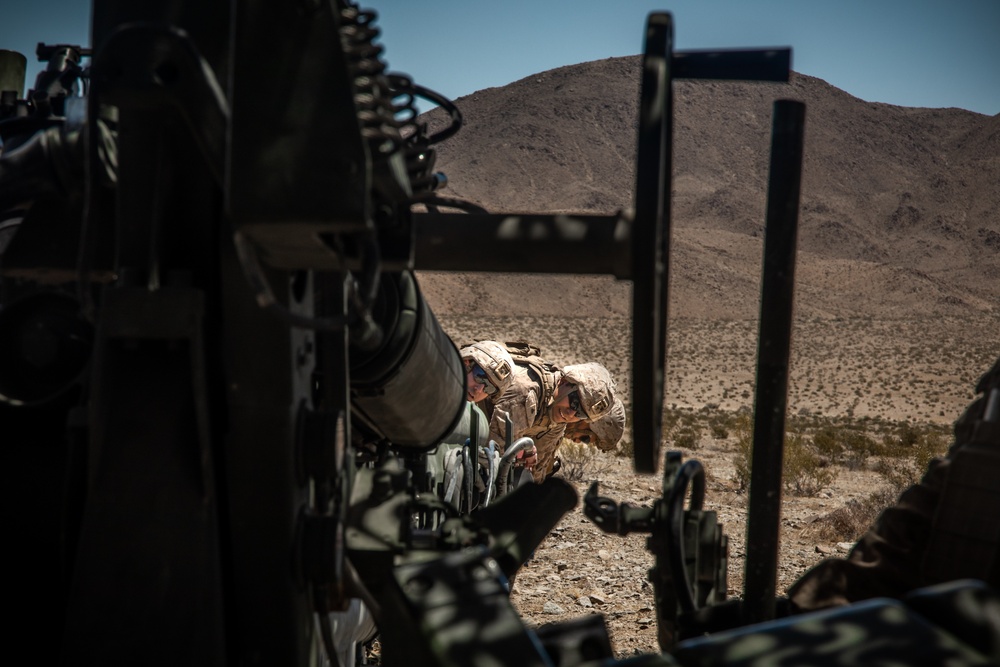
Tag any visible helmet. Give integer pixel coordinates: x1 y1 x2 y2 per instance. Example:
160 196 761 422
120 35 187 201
588 397 626 450
460 341 515 396
561 362 616 421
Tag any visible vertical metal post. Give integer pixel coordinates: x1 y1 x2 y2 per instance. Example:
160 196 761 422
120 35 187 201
743 99 805 625
631 13 673 474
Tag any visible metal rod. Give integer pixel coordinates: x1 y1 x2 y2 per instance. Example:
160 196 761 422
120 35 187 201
743 99 806 625
412 212 628 276
673 48 791 81
630 12 673 474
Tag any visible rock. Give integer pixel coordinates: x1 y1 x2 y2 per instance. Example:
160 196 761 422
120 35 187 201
576 596 593 608
543 601 565 615
815 544 835 555
837 542 855 551
597 550 612 560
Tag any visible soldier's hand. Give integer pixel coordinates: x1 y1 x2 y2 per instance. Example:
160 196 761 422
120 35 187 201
516 444 538 469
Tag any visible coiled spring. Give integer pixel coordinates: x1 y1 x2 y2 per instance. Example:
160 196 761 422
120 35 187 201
338 2 465 202
337 3 401 154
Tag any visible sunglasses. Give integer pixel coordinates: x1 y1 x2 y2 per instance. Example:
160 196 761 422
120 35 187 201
471 364 499 395
567 391 588 420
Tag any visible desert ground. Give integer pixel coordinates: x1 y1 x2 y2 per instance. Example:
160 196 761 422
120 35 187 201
411 50 999 659
437 311 999 658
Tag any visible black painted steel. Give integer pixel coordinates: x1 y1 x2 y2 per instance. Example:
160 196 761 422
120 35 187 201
673 48 791 82
628 17 791 475
630 13 673 474
413 212 628 277
743 99 806 625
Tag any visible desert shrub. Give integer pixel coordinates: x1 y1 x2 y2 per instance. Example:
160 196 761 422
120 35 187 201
732 414 753 492
556 439 607 482
812 427 843 460
840 430 879 470
662 407 682 433
870 456 918 492
913 430 947 472
816 429 936 544
783 431 836 496
674 425 702 450
616 437 634 459
709 418 730 440
872 422 950 487
817 486 901 542
878 422 931 457
732 417 835 496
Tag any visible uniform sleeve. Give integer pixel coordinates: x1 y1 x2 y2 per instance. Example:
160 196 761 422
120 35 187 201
530 426 567 482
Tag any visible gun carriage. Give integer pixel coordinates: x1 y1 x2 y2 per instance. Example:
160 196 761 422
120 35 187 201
2 2 997 665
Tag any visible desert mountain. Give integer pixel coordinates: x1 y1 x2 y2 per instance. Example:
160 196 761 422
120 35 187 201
415 56 999 321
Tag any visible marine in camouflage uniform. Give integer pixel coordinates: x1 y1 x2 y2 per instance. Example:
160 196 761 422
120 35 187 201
563 396 627 451
459 340 516 404
487 360 617 482
787 355 1000 611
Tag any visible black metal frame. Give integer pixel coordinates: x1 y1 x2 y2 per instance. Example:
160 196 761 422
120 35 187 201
415 17 790 474
1 2 810 664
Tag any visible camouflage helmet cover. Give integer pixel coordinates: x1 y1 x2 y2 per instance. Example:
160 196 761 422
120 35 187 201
460 340 515 396
589 397 626 449
561 362 616 421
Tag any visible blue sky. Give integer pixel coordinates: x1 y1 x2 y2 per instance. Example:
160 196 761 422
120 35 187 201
3 0 998 116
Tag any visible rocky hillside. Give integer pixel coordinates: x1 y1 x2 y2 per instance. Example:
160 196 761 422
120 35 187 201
415 56 1000 321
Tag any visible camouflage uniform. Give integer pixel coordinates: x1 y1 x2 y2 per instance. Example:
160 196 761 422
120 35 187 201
787 355 1000 611
563 396 627 451
487 361 616 482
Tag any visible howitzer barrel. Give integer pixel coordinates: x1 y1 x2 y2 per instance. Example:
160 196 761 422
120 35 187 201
349 271 465 448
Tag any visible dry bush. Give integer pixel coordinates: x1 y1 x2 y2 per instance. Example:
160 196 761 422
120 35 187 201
815 422 950 543
783 431 836 496
617 437 634 459
816 486 901 543
556 439 611 482
813 426 879 471
709 414 732 440
732 414 753 492
840 431 880 470
673 425 703 450
732 415 835 496
871 422 949 489
812 427 842 460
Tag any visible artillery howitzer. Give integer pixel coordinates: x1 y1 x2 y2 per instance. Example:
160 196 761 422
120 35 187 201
2 1 998 665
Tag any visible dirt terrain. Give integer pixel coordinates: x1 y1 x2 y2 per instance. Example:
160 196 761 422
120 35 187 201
409 52 999 658
436 313 998 658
